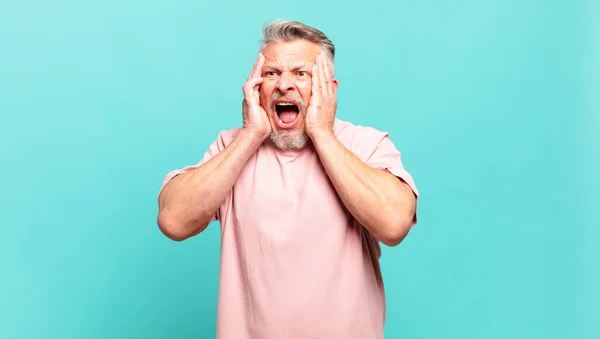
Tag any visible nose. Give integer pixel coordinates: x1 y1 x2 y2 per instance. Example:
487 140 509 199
276 72 294 93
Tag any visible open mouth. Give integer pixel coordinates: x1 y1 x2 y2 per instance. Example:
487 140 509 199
274 102 300 127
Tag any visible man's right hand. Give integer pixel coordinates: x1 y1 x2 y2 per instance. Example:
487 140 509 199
242 53 271 140
159 55 272 241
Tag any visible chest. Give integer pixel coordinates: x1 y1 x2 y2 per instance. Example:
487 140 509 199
227 149 351 243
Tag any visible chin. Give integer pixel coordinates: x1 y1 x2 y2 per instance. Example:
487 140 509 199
270 129 309 150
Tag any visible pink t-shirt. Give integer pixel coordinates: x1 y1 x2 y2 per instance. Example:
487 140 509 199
160 118 419 339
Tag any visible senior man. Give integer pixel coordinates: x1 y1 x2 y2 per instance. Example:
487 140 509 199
157 19 419 339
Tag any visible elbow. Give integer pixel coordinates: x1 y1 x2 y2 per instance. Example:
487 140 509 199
381 195 417 246
379 228 409 247
378 215 413 247
157 211 201 242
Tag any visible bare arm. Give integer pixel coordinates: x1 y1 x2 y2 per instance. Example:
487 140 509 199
158 53 271 241
305 54 416 246
310 130 416 247
157 129 265 241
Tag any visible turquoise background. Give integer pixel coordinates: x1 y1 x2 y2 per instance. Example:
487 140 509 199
1 0 598 338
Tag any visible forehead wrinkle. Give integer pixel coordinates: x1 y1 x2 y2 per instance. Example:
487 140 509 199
264 61 313 72
265 54 315 69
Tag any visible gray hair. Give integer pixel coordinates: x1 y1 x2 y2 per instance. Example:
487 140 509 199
259 20 335 63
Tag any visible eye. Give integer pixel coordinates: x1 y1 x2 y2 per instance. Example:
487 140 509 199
298 71 310 77
264 71 277 77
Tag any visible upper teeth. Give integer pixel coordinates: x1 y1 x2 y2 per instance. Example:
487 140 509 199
277 103 295 106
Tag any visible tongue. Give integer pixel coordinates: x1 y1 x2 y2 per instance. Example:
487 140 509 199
279 110 298 124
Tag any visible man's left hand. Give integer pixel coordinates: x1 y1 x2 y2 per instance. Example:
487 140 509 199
306 53 338 138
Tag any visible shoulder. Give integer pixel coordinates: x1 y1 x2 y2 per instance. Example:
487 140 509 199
334 118 389 141
211 127 243 149
333 118 391 160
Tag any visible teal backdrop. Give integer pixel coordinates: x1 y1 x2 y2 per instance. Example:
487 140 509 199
1 0 598 338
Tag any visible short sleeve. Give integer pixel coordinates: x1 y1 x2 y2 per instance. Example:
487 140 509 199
365 134 419 197
364 132 419 225
158 129 236 222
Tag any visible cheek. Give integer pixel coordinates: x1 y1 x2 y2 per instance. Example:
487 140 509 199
298 83 312 102
259 85 274 104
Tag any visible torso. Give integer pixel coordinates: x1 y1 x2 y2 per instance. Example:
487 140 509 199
215 130 386 339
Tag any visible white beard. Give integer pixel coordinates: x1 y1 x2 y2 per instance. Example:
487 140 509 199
270 130 309 150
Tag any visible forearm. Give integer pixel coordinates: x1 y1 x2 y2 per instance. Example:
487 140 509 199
310 130 416 246
158 129 265 240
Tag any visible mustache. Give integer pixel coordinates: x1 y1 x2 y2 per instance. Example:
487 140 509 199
269 93 306 111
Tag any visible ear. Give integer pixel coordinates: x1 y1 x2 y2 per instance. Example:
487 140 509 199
333 78 339 94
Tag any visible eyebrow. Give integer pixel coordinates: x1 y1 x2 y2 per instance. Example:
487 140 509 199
263 63 313 72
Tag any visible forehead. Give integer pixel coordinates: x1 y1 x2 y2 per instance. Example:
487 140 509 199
262 40 322 67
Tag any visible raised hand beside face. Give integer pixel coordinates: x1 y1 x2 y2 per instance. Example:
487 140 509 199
306 53 338 138
242 53 271 139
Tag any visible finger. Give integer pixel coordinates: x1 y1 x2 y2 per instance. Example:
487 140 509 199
248 54 260 79
256 54 265 78
248 53 264 80
243 77 263 98
252 76 264 88
311 62 320 99
325 57 334 95
318 54 329 96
